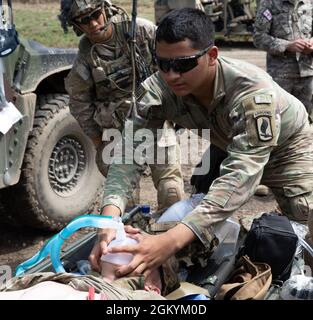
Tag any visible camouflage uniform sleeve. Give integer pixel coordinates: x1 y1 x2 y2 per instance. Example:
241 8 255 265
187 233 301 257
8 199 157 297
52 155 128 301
253 0 291 54
182 93 280 248
64 52 102 139
136 17 156 52
102 73 171 213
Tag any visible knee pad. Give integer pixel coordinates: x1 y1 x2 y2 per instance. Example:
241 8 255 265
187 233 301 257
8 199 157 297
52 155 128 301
282 192 313 223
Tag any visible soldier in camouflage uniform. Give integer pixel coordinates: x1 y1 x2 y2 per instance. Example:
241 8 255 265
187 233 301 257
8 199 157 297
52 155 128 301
253 0 313 118
89 8 313 278
154 0 204 25
59 0 184 209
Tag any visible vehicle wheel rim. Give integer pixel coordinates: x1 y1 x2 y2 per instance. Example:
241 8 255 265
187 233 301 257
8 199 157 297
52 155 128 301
49 136 86 196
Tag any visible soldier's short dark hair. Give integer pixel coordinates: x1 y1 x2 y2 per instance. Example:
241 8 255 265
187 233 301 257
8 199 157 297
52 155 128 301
156 8 215 50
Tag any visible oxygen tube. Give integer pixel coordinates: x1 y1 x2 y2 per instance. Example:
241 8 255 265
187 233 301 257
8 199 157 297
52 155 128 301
15 215 127 276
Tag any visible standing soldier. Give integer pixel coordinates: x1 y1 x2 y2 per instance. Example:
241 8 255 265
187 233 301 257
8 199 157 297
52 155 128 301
154 0 204 25
58 0 184 209
253 0 313 118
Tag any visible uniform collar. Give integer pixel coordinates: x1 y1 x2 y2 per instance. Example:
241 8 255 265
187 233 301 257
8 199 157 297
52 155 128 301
206 58 226 115
213 58 226 104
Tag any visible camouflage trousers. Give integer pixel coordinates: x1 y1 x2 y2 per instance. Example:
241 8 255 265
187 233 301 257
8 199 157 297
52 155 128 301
261 122 313 226
154 0 204 24
96 141 184 210
272 76 313 118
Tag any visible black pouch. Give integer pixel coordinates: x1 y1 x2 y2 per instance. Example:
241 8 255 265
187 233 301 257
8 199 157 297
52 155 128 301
241 213 298 282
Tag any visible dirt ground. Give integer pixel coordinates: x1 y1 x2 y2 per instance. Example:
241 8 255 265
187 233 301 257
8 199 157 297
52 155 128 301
0 45 278 276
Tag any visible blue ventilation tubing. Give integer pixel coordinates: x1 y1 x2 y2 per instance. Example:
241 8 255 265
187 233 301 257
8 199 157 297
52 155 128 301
15 215 127 276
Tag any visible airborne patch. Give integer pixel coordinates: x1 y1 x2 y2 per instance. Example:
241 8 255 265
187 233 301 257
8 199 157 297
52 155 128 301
254 113 273 141
262 9 272 21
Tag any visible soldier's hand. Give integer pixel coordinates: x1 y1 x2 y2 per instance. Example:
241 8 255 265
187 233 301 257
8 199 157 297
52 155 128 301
124 224 141 235
109 232 175 278
287 39 311 53
302 41 313 55
88 228 117 272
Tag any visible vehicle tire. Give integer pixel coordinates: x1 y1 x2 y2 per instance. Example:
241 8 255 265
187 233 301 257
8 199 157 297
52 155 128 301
0 94 105 231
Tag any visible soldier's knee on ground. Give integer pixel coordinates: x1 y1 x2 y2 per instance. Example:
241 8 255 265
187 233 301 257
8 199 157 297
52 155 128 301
157 178 184 210
279 191 313 223
254 185 270 196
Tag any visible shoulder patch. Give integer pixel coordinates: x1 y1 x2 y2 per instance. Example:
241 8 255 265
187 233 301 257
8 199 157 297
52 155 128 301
242 95 277 147
255 115 274 141
254 94 272 104
262 9 272 21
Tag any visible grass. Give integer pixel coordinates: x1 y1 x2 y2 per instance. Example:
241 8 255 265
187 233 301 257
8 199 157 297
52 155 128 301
13 1 155 48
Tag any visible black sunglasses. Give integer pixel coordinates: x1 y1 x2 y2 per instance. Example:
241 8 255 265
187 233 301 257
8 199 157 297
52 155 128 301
74 8 103 25
155 46 211 74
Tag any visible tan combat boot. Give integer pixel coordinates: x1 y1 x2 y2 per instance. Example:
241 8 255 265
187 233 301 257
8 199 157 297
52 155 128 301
254 185 270 196
157 178 184 210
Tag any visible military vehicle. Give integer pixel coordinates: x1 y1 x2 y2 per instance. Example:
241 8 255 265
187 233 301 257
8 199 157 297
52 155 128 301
0 2 104 231
154 0 257 41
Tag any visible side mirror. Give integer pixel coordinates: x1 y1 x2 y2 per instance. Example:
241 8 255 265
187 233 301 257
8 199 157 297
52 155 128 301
0 27 19 57
0 0 19 57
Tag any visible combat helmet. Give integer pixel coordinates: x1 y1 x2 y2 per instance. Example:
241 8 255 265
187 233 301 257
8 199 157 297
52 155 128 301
59 0 115 36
